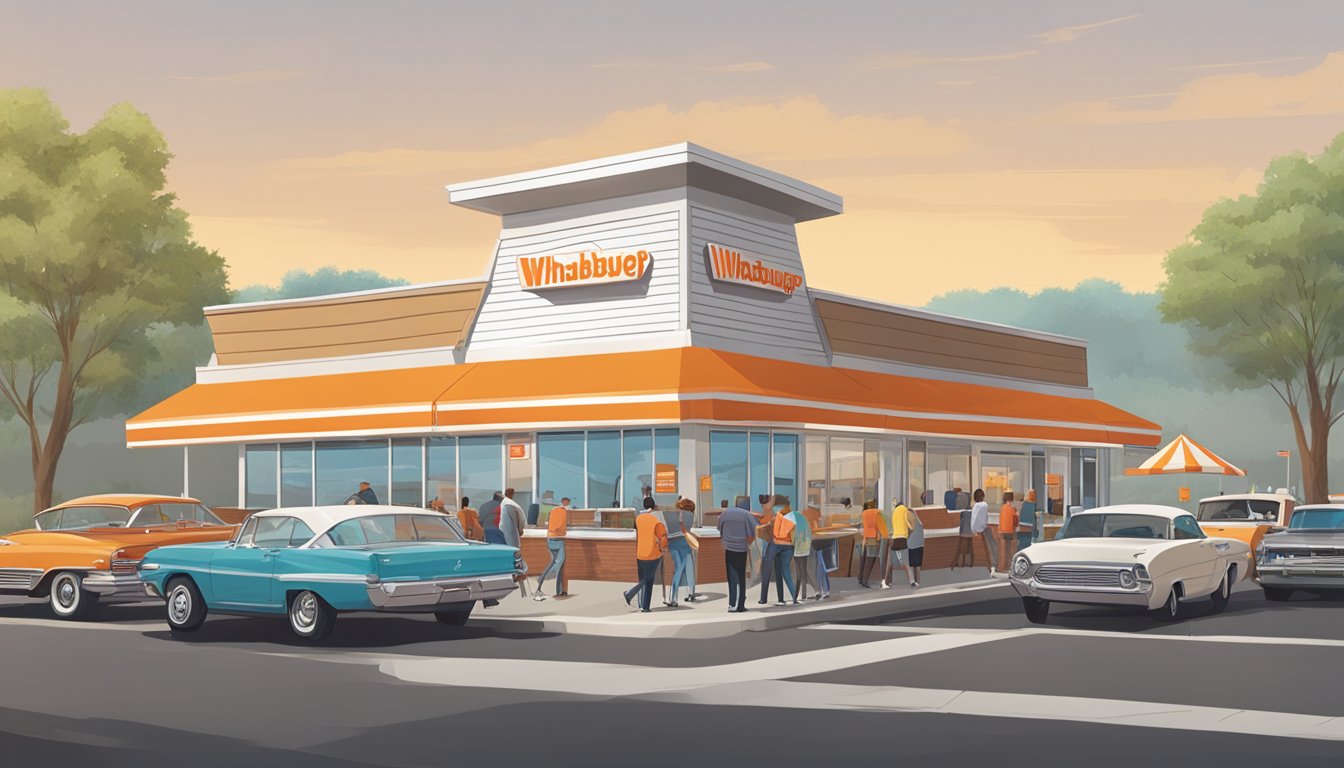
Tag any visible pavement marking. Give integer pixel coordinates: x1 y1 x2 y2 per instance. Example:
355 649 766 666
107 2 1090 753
809 622 1344 648
0 616 155 632
642 680 1344 742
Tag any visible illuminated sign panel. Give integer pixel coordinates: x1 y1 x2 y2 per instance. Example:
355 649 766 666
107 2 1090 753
517 248 651 290
705 243 804 296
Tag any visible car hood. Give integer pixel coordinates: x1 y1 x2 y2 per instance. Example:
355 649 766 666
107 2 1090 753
1023 538 1188 565
1262 530 1344 548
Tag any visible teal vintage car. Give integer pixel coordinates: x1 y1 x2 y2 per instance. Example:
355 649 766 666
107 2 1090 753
138 506 524 641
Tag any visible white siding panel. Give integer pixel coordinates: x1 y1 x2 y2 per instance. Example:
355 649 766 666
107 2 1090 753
469 207 683 349
687 202 829 365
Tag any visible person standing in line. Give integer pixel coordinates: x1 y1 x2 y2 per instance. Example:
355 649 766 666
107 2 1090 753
883 498 910 589
1021 489 1039 546
750 494 776 586
717 495 756 612
803 502 831 599
665 498 696 607
760 496 796 606
498 489 529 598
533 497 569 600
999 491 1020 569
623 498 667 613
953 502 975 569
787 499 812 604
904 504 926 588
970 489 997 576
457 497 484 541
857 500 886 588
878 497 897 588
480 492 505 545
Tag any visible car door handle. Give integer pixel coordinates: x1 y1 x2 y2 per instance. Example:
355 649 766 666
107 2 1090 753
1213 542 1231 552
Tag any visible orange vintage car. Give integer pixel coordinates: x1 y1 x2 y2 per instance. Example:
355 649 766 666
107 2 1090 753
1196 492 1296 553
0 494 236 619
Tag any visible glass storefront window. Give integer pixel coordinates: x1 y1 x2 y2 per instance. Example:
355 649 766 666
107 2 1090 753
804 436 827 511
539 432 586 509
653 428 680 507
460 435 503 514
710 431 748 510
587 431 622 508
772 434 799 508
1081 447 1098 509
279 444 312 507
907 440 926 512
749 432 771 507
864 439 880 507
390 439 423 507
245 444 278 509
981 448 1029 509
829 438 865 508
505 434 534 510
926 443 972 509
426 437 458 511
315 440 389 506
622 429 654 508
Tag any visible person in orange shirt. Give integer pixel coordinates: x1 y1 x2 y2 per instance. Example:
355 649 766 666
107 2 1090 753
455 496 484 541
533 497 569 601
758 495 797 606
623 498 668 613
999 491 1020 568
858 499 888 588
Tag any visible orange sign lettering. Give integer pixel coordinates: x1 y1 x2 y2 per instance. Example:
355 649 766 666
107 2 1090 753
706 243 804 296
517 247 651 290
655 464 678 494
508 443 529 460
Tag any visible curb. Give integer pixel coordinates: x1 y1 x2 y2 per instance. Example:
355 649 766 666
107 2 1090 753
469 578 1010 638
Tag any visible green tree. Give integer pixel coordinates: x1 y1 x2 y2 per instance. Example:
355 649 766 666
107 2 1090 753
1160 132 1344 503
232 266 407 303
0 88 228 511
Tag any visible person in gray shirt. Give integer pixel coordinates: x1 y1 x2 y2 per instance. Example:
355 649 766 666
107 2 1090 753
717 498 756 612
498 490 528 598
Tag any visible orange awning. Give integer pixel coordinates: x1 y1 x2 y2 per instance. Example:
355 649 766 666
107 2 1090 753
1124 433 1245 476
126 347 1160 448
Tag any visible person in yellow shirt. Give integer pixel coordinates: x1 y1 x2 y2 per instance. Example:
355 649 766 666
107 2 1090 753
623 498 668 613
533 497 569 601
857 500 888 588
883 500 911 588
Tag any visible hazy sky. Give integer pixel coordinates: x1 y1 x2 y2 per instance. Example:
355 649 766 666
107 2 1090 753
5 1 1343 303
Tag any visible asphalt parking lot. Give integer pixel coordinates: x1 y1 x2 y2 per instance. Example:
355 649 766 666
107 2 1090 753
1 581 1342 767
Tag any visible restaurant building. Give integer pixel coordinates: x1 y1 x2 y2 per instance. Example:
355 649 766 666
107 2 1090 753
127 144 1160 576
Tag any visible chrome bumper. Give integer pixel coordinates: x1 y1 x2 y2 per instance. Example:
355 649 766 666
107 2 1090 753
1258 564 1344 589
1011 576 1153 607
366 572 519 610
82 572 148 599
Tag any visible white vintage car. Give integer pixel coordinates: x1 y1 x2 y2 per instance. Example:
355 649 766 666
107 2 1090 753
1009 504 1253 623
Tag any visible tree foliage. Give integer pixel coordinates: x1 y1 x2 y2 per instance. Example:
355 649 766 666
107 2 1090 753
232 266 407 303
0 88 229 509
1159 132 1344 502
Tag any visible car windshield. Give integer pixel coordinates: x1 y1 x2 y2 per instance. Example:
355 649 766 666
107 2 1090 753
1059 513 1170 540
1289 508 1344 530
127 502 224 527
312 514 465 548
1197 500 1250 521
35 506 132 530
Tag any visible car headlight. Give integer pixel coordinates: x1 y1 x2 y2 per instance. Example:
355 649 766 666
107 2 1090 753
1132 564 1150 581
1011 554 1031 577
1118 569 1137 589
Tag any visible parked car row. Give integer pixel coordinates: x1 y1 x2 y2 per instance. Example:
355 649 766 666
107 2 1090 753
1009 502 1344 624
0 494 525 640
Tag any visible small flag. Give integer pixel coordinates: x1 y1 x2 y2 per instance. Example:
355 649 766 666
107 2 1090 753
1277 450 1291 457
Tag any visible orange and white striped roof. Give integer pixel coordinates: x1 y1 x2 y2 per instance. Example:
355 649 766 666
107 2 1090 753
125 347 1160 449
1124 433 1245 476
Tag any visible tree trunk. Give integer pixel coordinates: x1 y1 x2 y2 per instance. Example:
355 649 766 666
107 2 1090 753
1303 407 1332 504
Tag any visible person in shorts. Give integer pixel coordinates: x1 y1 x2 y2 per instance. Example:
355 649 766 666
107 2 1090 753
904 504 925 587
884 498 910 588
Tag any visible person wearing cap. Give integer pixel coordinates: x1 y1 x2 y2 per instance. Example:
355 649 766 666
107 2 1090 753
623 498 668 613
718 496 755 612
533 497 569 600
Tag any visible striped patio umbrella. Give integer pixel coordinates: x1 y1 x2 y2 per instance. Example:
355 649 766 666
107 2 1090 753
1124 433 1246 476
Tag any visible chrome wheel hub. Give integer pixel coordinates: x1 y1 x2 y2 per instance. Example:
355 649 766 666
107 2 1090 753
169 588 191 624
56 578 76 608
291 593 317 631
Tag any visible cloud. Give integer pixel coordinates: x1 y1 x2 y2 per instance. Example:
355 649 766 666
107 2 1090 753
170 69 307 85
859 49 1039 71
1172 56 1307 71
1039 51 1344 124
1032 14 1141 45
704 61 774 73
273 97 973 178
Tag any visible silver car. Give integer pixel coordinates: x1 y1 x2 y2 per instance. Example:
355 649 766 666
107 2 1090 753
1256 505 1344 601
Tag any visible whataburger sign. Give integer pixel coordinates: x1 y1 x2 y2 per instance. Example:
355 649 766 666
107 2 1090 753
517 248 651 290
706 243 804 296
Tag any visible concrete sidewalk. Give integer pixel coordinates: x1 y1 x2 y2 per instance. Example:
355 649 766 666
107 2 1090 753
473 566 1008 638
